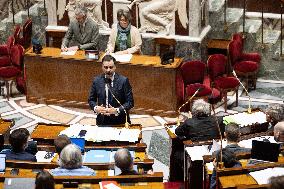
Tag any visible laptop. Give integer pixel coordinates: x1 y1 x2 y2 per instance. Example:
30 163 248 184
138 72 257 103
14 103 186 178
251 140 280 162
70 138 85 153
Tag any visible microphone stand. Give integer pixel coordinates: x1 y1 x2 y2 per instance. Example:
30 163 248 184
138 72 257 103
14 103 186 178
106 84 130 128
210 104 224 169
232 70 252 114
177 88 202 126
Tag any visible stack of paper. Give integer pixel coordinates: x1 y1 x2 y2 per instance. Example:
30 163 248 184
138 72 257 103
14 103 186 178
223 111 266 127
249 167 284 184
35 151 55 163
110 53 132 62
185 145 210 161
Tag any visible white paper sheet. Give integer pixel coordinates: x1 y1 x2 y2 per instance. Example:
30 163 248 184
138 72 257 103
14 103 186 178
249 167 284 185
36 151 55 163
45 25 68 31
60 50 77 56
185 145 210 161
110 53 132 62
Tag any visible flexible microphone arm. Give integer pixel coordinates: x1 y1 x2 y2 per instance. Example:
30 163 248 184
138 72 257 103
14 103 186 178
177 87 203 126
232 70 252 114
211 104 224 169
106 83 130 128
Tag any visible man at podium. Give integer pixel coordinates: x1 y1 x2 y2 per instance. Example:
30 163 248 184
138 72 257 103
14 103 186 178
88 55 134 125
61 6 99 51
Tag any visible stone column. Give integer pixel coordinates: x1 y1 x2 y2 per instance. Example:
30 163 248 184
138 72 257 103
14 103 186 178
46 0 57 25
188 0 202 37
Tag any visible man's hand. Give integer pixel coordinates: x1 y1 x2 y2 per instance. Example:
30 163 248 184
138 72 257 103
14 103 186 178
106 105 118 115
94 105 107 114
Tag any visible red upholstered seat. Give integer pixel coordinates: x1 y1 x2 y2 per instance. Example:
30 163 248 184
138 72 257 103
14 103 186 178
14 25 21 45
180 60 217 111
207 54 240 112
0 44 24 99
0 36 15 67
228 40 259 90
232 33 261 64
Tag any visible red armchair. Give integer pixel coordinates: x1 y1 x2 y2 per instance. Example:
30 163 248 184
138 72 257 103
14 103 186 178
0 36 15 67
228 40 259 90
207 54 240 112
232 33 261 64
0 45 24 99
14 25 21 45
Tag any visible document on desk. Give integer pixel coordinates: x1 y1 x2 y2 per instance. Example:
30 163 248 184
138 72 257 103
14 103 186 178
238 136 277 149
249 167 284 184
84 150 111 163
185 145 210 161
36 151 55 163
110 53 132 62
60 49 77 56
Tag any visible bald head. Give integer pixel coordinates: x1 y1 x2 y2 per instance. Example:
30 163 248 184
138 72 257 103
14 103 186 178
274 121 284 142
114 148 133 172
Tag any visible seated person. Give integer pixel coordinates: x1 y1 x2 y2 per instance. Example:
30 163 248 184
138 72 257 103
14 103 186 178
114 148 138 175
52 135 71 162
265 103 284 130
274 121 284 142
213 122 251 155
2 128 36 162
106 9 142 54
269 175 284 189
49 144 95 176
175 99 224 141
210 148 242 189
35 170 55 189
61 6 99 51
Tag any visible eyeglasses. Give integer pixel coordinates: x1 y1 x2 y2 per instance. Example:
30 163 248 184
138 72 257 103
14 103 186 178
103 66 114 69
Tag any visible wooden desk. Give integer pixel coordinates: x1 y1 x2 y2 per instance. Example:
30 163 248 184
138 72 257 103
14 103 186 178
0 169 164 189
31 123 143 145
25 47 183 116
207 39 231 56
46 28 67 48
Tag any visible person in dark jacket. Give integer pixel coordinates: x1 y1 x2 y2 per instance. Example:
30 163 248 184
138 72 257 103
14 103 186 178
3 128 36 162
114 148 138 175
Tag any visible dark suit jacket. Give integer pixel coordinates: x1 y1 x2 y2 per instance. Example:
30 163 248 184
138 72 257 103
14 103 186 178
88 73 134 125
62 17 99 50
3 149 37 162
175 116 224 141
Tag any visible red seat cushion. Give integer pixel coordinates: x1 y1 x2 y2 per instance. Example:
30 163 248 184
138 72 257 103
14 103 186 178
0 66 21 78
234 61 259 73
214 77 239 89
186 83 212 97
0 56 11 67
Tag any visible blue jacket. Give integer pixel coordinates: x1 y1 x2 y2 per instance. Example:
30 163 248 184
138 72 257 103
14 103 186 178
50 166 96 176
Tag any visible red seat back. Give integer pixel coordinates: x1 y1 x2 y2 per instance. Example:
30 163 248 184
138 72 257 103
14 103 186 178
180 60 206 85
10 45 24 68
207 54 228 81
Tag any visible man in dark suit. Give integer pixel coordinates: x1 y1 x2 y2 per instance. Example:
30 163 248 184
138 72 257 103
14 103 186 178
61 6 99 51
88 55 134 125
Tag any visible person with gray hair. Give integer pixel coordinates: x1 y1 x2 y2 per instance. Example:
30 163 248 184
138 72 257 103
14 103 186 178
265 103 284 129
61 5 99 51
106 9 142 54
49 144 95 176
175 99 224 141
114 148 138 175
274 121 284 142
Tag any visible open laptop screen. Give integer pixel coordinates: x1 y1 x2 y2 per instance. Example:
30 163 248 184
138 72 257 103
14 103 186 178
70 138 85 153
251 140 280 162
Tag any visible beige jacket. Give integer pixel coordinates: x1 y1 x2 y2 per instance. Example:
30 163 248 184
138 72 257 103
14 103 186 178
106 24 142 54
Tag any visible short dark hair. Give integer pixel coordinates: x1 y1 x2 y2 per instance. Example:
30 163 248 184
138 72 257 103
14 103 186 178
269 175 284 189
225 122 240 142
54 135 71 155
114 148 133 172
216 148 239 168
9 128 29 152
35 170 55 189
117 9 132 22
102 54 116 64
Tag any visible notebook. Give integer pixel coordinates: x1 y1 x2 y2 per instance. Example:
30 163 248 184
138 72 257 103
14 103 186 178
84 150 111 163
251 140 280 162
70 138 85 153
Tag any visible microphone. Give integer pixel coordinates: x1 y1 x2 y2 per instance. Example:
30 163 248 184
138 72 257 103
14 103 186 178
176 87 204 126
104 78 130 128
232 70 252 114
